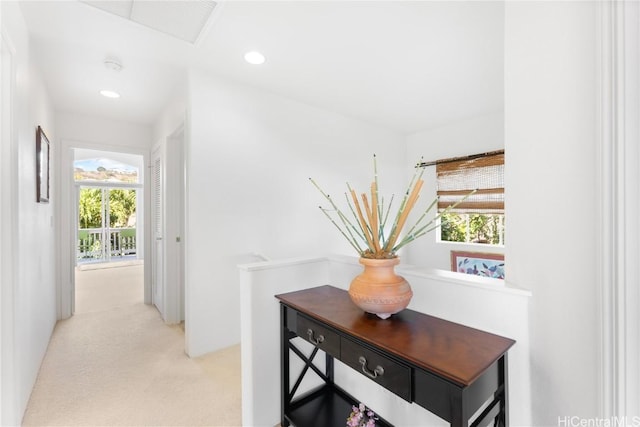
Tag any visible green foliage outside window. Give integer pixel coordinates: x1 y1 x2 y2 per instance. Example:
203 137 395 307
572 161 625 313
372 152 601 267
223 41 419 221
79 188 102 228
440 212 504 245
79 188 136 229
109 189 136 228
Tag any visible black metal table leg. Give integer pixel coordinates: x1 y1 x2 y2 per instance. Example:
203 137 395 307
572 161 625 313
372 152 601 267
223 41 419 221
496 354 509 427
280 305 290 427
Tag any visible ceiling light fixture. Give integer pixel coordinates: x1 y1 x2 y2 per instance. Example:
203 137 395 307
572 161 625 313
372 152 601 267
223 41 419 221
244 51 266 65
104 57 123 72
100 90 121 99
101 57 122 99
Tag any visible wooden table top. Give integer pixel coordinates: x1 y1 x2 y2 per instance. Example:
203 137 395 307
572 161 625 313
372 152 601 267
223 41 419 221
276 285 515 387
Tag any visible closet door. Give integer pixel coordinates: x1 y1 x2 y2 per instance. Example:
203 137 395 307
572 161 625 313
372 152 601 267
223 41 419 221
151 148 164 317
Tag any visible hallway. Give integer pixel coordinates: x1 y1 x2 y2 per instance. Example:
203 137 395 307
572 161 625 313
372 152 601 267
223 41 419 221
22 264 241 426
75 261 144 314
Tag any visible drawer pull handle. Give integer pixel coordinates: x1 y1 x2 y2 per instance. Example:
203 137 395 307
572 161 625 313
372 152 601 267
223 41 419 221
358 356 384 378
307 328 324 345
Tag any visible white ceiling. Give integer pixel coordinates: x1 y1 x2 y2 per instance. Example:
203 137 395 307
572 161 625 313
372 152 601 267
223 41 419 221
19 1 504 134
80 0 218 44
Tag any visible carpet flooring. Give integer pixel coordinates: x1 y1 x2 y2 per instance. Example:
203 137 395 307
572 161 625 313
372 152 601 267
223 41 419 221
22 264 242 426
75 263 144 314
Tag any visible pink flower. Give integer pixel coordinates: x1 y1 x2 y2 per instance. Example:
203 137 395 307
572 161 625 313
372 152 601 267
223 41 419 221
346 403 377 427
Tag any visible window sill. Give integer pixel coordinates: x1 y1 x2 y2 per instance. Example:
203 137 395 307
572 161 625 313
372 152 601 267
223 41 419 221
436 240 505 250
328 254 531 298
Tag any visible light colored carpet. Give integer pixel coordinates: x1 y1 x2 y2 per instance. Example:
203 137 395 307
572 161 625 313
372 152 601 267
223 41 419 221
22 264 241 426
75 263 144 314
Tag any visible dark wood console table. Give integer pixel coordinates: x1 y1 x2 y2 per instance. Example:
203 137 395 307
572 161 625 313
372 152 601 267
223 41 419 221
276 285 515 427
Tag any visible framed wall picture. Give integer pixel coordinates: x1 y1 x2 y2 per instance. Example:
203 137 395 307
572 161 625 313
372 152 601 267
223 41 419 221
451 250 505 279
36 125 50 203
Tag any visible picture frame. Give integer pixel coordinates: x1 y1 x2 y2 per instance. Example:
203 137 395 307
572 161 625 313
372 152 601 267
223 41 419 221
451 250 505 279
36 125 50 203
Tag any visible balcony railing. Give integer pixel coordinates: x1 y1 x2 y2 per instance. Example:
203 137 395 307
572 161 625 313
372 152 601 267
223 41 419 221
78 227 137 262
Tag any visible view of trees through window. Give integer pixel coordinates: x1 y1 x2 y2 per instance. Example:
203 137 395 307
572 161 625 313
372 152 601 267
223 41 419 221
440 213 504 245
79 188 137 229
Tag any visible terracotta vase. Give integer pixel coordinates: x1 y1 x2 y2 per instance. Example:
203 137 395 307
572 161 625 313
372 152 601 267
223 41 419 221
348 257 413 319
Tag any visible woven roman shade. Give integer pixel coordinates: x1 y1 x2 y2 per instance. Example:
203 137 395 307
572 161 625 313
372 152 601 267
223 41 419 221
436 151 504 213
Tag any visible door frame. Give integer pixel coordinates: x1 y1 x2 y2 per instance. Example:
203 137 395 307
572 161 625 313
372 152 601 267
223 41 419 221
597 0 640 416
59 143 149 318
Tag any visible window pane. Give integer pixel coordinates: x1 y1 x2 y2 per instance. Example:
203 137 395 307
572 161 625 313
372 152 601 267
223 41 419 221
440 213 504 245
108 189 137 228
74 158 139 183
440 212 467 242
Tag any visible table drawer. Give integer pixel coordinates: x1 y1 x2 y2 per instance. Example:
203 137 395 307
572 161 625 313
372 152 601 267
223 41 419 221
296 314 340 358
340 337 411 401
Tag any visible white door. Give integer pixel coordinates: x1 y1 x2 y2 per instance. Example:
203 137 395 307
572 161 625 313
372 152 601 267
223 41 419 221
150 129 184 325
166 128 185 324
151 148 164 316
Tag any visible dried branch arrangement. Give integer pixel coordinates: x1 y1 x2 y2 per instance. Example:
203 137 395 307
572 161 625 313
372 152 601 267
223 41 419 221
310 155 474 259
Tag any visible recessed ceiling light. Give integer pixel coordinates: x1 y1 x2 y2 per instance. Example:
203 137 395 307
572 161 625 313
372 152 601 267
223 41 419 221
100 90 121 99
244 51 266 65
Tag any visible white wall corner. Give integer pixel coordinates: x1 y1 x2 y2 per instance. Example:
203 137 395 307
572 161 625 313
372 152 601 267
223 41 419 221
0 24 19 427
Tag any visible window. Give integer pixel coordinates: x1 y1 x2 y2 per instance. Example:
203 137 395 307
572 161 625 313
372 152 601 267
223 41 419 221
436 150 504 245
74 157 139 183
440 212 504 244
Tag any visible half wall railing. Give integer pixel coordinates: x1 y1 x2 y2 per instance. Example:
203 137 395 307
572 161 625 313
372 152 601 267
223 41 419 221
77 227 136 261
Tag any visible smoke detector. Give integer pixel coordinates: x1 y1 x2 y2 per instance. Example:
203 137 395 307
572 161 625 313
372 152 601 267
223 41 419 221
104 58 123 72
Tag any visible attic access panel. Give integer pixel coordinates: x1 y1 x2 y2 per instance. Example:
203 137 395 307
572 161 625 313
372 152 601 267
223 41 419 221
81 0 217 44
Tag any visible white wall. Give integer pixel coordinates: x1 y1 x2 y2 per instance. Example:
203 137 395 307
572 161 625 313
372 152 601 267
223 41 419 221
505 2 599 422
239 257 331 426
55 112 152 317
0 13 16 427
56 111 152 149
152 88 185 146
185 70 406 356
404 112 504 270
0 0 3 420
0 2 57 424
